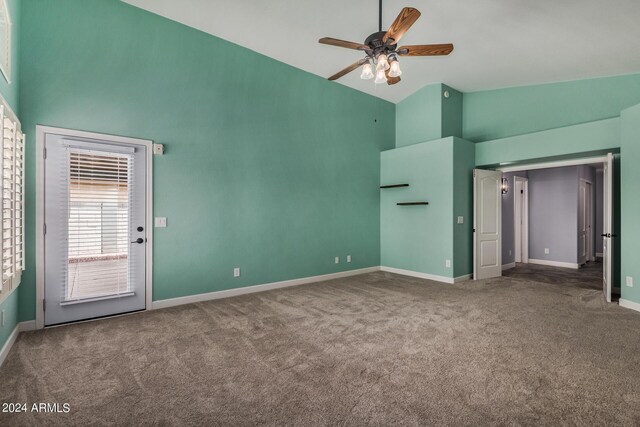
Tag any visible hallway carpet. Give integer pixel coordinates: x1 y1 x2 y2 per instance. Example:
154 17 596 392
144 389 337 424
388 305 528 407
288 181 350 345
1 271 640 426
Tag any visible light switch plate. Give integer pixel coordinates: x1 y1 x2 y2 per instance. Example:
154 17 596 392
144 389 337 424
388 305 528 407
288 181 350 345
155 217 167 228
234 268 241 278
457 216 464 224
544 248 550 254
626 276 634 287
445 259 451 268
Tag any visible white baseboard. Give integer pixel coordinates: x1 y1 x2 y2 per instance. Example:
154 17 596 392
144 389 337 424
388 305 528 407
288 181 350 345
502 262 516 271
596 252 604 257
19 320 36 332
528 259 579 269
152 267 381 310
0 320 35 367
619 299 640 313
453 274 472 283
380 266 457 284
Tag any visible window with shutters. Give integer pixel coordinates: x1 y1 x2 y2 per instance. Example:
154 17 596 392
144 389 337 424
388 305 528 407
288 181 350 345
0 103 25 303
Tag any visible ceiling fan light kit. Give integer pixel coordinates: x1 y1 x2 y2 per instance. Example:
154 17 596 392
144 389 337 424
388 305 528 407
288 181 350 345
319 1 453 86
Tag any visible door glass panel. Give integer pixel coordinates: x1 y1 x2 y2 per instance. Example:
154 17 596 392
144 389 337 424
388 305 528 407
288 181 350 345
65 149 132 301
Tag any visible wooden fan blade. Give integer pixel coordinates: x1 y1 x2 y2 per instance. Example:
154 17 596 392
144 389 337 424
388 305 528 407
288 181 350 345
383 7 421 44
328 59 368 81
397 44 454 56
319 37 368 51
385 69 401 85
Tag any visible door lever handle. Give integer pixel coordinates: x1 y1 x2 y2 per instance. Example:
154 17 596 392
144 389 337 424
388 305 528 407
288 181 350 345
131 238 144 244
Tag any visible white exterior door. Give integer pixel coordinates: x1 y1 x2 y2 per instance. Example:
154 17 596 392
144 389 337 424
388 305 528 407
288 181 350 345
602 153 614 303
44 133 147 325
474 169 502 280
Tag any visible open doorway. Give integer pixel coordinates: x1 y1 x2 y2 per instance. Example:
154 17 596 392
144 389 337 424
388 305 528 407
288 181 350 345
473 154 616 302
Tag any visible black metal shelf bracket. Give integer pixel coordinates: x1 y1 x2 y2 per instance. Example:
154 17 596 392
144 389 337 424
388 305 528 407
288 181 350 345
380 184 409 189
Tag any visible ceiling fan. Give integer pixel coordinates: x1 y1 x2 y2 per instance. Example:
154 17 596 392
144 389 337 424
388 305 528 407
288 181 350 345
319 1 453 85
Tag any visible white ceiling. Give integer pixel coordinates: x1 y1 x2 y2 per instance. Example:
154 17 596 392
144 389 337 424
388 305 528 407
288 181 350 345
123 0 640 103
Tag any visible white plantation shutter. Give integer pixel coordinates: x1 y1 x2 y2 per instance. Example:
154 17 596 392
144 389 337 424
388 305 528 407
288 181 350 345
0 104 24 293
63 145 135 302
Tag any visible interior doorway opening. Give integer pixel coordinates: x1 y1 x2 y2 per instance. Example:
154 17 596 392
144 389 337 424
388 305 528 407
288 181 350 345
473 154 616 303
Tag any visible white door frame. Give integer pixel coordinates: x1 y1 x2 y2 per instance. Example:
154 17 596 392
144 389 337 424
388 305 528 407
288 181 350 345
35 125 153 330
514 177 529 263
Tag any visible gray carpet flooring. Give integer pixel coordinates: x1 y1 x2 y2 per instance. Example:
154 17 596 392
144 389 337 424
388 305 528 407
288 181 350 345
1 270 640 426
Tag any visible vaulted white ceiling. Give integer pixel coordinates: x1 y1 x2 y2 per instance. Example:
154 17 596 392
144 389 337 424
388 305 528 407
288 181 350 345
123 0 640 103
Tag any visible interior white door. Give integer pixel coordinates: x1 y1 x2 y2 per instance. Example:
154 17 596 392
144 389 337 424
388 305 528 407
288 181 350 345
474 169 502 280
44 133 147 325
514 177 529 264
578 180 588 265
602 153 614 303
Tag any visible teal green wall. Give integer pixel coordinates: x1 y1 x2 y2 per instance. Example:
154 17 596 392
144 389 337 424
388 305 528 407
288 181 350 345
395 83 462 148
442 85 463 140
475 118 620 167
395 84 442 148
452 138 475 277
0 0 20 350
620 103 640 304
17 0 395 319
380 138 454 277
463 74 640 143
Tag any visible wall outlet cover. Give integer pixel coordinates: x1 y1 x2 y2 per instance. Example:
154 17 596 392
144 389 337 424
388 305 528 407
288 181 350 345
445 259 451 268
544 248 550 254
346 255 352 263
233 267 241 278
335 257 340 264
155 217 167 228
457 216 464 224
626 276 634 287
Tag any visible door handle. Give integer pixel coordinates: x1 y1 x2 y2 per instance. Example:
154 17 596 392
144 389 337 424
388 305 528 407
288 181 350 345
131 238 144 244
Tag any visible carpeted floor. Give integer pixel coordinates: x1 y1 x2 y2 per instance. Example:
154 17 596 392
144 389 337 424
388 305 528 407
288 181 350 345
503 259 607 291
1 270 640 426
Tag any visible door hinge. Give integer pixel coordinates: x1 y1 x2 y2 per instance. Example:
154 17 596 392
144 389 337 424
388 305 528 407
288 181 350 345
43 148 47 159
43 223 46 235
43 299 46 312
521 189 524 194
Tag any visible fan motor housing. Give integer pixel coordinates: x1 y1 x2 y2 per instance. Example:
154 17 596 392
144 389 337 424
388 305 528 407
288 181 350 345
364 31 397 57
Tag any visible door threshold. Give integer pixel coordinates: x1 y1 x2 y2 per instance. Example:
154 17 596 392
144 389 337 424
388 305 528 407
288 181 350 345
44 308 145 328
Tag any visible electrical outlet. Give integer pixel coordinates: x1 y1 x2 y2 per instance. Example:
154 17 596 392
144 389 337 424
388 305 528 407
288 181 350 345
445 259 451 268
626 276 634 287
233 267 240 278
544 248 550 255
335 257 340 264
347 255 352 263
154 217 167 228
457 216 464 224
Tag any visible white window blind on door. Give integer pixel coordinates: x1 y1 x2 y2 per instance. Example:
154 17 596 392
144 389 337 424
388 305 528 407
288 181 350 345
63 146 136 302
1 105 24 292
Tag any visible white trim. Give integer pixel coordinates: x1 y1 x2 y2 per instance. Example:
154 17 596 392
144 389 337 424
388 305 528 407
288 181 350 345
380 266 456 284
453 274 472 283
619 299 640 313
152 267 381 309
0 321 34 367
496 155 608 173
528 259 580 269
502 262 516 270
0 323 18 366
36 126 153 329
596 252 604 257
